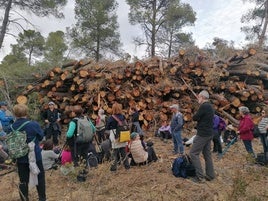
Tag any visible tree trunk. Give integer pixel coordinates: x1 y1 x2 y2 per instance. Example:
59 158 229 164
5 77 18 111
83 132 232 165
0 0 12 50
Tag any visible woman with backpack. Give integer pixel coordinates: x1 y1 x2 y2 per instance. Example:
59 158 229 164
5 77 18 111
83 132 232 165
9 104 46 201
106 102 130 171
66 105 96 167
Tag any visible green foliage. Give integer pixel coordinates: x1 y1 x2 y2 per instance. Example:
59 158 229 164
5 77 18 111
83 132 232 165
230 175 248 200
0 0 67 51
0 61 45 105
126 0 196 58
1 44 28 65
44 31 68 66
0 0 67 18
158 1 196 58
26 92 43 122
69 0 122 61
241 0 268 46
16 30 45 66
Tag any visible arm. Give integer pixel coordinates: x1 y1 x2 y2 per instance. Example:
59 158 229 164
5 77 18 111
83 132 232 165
174 113 184 131
31 121 44 141
89 119 96 133
66 121 76 138
49 151 59 159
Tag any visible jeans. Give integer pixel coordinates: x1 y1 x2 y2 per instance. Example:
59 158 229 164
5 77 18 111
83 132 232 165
132 121 144 135
17 161 46 201
259 133 268 153
242 140 255 156
190 135 215 180
172 130 184 154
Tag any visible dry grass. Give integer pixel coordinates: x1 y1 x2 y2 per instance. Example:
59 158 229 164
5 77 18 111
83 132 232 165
1 133 268 201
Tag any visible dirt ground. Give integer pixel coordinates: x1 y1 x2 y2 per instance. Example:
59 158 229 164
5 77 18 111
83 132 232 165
1 131 268 201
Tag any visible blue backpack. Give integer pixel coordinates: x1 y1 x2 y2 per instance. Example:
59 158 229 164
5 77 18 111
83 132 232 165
172 155 195 178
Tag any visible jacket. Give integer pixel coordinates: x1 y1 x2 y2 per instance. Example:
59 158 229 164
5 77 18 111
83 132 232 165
193 101 214 137
238 114 254 140
8 118 44 163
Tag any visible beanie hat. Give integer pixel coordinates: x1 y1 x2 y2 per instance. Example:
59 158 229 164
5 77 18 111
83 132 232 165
130 132 139 140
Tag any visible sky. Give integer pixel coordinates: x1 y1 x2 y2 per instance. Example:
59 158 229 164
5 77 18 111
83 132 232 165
0 0 255 61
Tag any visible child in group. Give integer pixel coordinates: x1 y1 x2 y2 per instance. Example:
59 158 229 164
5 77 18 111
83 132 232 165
41 139 59 170
158 120 172 142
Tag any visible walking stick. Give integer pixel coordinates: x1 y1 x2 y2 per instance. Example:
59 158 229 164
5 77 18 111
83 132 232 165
218 137 237 160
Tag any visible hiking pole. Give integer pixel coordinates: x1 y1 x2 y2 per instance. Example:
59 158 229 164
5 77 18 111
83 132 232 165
218 137 237 160
180 77 199 99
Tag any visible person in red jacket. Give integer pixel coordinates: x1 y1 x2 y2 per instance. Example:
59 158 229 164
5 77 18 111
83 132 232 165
237 106 255 158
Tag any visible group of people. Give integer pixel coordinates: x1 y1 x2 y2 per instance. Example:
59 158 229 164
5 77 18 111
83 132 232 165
1 88 268 200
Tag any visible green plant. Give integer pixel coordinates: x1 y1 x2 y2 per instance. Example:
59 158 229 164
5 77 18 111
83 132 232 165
229 174 248 200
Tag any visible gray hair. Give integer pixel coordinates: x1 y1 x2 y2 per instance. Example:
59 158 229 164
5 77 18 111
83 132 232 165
239 106 250 114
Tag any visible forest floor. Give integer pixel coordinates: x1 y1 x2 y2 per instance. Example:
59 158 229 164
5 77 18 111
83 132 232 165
0 130 268 201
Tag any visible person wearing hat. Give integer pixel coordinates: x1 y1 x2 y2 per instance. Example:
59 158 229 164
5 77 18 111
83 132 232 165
42 101 61 146
237 106 255 158
169 104 184 155
0 101 14 132
128 132 157 165
189 90 215 183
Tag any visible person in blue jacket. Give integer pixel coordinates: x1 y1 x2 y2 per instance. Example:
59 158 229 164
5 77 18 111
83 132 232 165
8 104 46 201
0 101 14 132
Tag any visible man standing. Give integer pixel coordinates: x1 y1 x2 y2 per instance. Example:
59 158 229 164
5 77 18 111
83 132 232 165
169 104 184 155
0 101 14 132
190 90 215 183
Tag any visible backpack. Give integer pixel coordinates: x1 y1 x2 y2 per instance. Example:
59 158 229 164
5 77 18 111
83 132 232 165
172 154 195 178
252 125 260 138
218 117 227 131
112 115 130 143
87 152 98 168
6 121 30 159
75 117 94 143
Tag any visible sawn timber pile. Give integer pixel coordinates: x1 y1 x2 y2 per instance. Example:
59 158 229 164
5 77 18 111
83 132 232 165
18 48 267 130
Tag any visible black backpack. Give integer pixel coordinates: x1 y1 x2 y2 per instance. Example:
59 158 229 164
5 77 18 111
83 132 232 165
172 154 195 178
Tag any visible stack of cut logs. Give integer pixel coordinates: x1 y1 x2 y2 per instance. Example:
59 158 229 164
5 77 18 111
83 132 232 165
17 48 267 130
